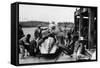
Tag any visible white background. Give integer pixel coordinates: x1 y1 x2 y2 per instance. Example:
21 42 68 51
0 0 100 68
19 5 76 23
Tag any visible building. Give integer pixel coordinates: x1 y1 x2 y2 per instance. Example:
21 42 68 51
74 7 97 49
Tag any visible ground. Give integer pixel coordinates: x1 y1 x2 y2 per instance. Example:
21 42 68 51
19 49 96 64
19 52 76 64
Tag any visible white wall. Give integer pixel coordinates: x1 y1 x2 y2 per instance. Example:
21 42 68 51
0 0 99 68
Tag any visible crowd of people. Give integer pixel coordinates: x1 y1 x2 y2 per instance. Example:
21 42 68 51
18 22 92 60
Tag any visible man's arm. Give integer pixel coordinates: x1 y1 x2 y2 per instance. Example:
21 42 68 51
41 27 48 31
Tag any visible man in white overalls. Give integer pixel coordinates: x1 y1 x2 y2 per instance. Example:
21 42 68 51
48 21 56 33
40 22 57 54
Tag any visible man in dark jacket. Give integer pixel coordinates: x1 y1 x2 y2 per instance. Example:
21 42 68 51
34 25 43 41
18 25 24 40
18 25 24 53
34 25 47 54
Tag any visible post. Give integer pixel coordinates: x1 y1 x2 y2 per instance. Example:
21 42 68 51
79 8 83 38
88 8 94 50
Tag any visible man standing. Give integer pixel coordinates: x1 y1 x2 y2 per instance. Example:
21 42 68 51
34 25 48 54
34 25 42 41
18 24 24 40
18 25 25 54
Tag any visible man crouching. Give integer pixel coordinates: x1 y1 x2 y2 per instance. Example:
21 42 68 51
19 34 31 59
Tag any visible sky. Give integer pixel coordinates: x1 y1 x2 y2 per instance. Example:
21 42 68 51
19 4 77 23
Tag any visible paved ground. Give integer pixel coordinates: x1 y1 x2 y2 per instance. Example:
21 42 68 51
19 49 96 64
19 52 76 64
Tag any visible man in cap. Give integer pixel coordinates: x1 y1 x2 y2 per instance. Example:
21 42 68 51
34 25 42 41
34 25 48 54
